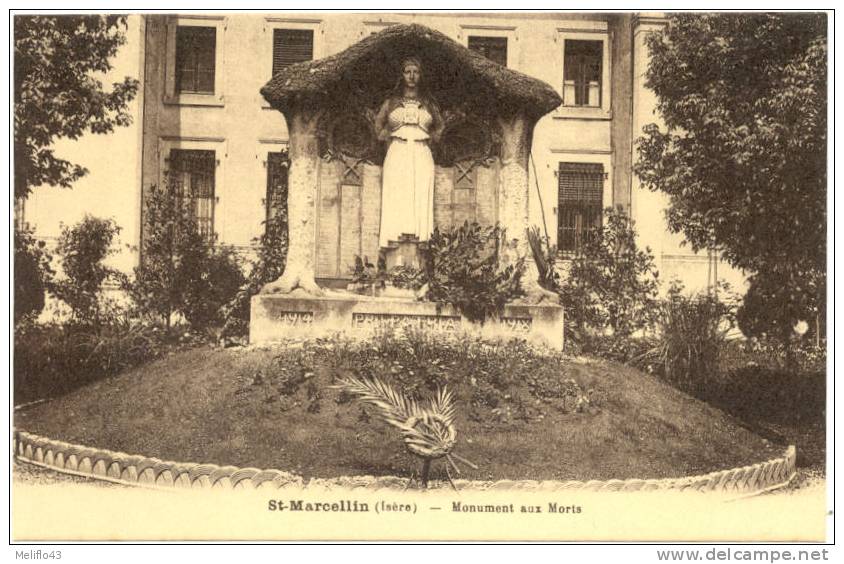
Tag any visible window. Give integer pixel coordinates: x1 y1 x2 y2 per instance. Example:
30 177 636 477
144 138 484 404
468 36 508 67
563 40 602 107
175 26 216 94
165 18 225 106
168 149 216 239
272 29 314 75
554 28 610 117
557 162 604 252
265 150 289 223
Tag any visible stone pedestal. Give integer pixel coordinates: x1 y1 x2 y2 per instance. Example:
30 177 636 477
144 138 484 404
383 234 425 270
250 291 564 349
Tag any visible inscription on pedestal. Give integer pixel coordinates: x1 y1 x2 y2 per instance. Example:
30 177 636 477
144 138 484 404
352 312 461 332
252 294 562 349
500 316 532 333
269 311 315 325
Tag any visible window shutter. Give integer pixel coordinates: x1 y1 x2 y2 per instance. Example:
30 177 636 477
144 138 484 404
557 162 604 252
558 162 603 204
272 29 314 75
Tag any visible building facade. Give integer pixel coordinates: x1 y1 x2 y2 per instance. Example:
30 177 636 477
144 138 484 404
23 12 744 293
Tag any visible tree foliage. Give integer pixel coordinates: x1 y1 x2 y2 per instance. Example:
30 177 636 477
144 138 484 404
559 208 660 338
51 215 123 323
128 186 185 328
129 185 244 332
634 13 827 342
14 228 54 324
14 15 139 199
220 195 290 338
737 265 825 345
248 212 289 293
179 234 246 331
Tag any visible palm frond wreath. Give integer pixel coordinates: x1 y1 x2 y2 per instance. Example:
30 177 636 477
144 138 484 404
332 375 477 489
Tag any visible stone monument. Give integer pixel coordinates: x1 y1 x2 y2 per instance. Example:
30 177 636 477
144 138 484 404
252 23 565 348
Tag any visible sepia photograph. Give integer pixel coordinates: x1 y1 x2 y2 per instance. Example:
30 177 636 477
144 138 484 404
10 5 832 546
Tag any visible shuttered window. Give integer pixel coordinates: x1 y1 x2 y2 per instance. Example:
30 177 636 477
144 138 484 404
266 150 289 223
467 36 508 67
557 162 604 253
168 149 216 240
272 29 314 75
563 40 602 107
175 26 216 94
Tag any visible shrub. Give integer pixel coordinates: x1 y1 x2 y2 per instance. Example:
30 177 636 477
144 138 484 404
244 208 289 297
129 184 245 333
581 334 658 370
649 282 736 393
347 260 426 294
242 330 600 423
737 266 825 354
423 222 525 323
128 185 191 328
221 203 289 338
50 215 123 323
346 255 381 295
13 318 166 403
14 227 54 323
709 365 825 425
719 336 826 376
180 241 246 331
558 207 659 339
387 265 426 291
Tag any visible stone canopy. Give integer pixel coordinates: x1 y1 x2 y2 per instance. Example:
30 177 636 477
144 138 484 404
261 23 562 121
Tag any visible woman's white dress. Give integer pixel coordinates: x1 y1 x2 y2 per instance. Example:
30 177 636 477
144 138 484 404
379 100 435 248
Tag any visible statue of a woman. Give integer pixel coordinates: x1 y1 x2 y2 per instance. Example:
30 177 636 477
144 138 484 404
374 57 444 249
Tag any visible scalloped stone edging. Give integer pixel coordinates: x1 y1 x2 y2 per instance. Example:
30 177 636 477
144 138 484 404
13 430 796 495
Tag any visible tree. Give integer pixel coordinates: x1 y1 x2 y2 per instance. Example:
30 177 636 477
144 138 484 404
129 185 244 332
128 186 187 329
14 15 139 199
14 228 54 324
51 215 123 323
178 231 245 331
634 13 827 343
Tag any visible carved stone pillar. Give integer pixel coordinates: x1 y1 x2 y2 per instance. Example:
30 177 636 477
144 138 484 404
497 113 557 303
497 115 530 264
262 107 324 296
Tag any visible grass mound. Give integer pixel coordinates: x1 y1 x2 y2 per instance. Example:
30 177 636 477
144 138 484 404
14 332 781 482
